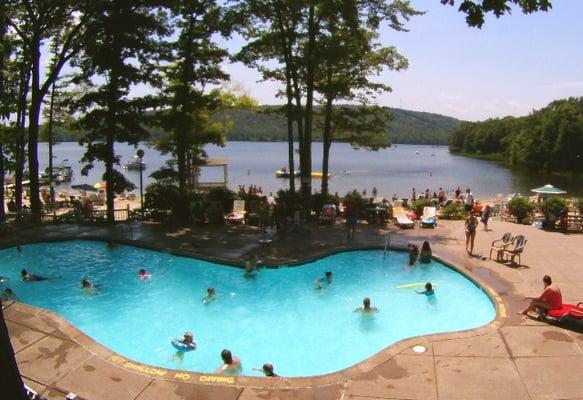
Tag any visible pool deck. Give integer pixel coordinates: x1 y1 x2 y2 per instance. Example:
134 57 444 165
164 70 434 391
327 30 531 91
2 218 583 400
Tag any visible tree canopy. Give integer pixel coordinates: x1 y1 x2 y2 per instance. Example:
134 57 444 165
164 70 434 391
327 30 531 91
440 0 552 27
449 97 583 172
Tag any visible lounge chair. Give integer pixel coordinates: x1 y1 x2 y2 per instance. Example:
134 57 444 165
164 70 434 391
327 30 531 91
502 234 527 265
489 232 513 261
319 204 336 224
421 206 437 228
538 302 583 326
226 200 246 224
393 206 415 229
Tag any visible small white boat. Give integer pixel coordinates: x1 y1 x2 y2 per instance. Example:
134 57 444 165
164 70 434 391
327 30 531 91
124 156 146 170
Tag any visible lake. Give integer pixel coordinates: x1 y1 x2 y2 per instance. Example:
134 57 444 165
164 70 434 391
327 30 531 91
36 141 583 200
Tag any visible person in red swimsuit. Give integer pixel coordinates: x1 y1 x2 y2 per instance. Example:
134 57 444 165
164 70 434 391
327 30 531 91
519 275 562 317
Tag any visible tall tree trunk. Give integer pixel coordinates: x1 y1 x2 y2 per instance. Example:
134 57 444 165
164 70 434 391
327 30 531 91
321 89 334 195
276 12 296 193
105 73 118 225
301 4 316 213
0 144 5 222
27 34 43 223
47 81 56 207
15 65 30 212
0 301 28 400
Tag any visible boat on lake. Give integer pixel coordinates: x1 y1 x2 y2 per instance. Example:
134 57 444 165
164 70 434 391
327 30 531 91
124 156 146 170
39 160 73 184
275 169 331 179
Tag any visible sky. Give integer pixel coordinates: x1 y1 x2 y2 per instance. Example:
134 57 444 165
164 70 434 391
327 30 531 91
220 1 583 122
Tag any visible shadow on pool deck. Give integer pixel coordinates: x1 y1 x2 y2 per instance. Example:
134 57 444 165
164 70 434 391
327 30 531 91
2 219 583 400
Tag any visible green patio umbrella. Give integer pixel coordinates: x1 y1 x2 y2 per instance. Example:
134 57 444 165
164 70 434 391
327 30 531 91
531 184 567 195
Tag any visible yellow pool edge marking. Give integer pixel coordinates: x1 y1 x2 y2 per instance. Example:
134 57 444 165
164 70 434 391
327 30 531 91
109 355 236 384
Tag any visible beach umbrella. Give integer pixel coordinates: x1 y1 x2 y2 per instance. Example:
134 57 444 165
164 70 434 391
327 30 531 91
531 184 567 195
94 182 107 190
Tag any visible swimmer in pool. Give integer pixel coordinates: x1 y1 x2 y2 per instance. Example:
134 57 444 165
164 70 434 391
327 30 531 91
177 331 196 350
202 287 217 304
315 271 333 289
139 268 151 280
416 282 435 296
81 279 101 291
216 349 242 375
253 363 279 377
243 256 258 278
21 269 46 282
1 288 18 301
354 297 379 313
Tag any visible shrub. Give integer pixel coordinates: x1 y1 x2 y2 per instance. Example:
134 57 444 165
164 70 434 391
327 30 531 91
206 187 236 213
343 190 368 217
311 192 339 213
540 196 568 223
276 189 302 216
439 202 466 220
506 197 535 223
144 183 179 212
411 199 434 219
574 198 583 214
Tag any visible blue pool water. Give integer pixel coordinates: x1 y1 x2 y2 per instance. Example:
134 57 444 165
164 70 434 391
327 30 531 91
0 241 495 377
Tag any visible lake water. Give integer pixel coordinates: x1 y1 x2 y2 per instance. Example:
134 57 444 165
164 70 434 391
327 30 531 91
36 141 583 200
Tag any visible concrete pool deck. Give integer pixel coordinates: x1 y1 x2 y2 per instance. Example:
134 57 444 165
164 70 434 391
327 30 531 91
2 219 583 400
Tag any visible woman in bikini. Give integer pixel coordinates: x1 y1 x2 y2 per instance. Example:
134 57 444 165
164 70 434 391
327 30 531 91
464 210 479 255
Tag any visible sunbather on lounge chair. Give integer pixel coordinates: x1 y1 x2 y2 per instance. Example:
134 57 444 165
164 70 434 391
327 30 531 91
519 275 562 317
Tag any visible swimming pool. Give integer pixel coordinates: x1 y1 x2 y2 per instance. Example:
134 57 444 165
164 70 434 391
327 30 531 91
0 241 495 377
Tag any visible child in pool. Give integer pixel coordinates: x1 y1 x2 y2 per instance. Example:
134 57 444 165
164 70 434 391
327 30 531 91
416 282 435 296
177 331 196 350
420 241 432 263
408 245 419 265
315 271 333 289
139 268 151 280
202 287 216 304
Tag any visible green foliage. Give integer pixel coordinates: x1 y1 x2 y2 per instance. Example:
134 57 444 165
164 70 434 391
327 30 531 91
221 106 459 145
575 198 583 215
276 189 302 216
39 105 461 145
343 191 368 217
441 0 552 28
144 183 180 212
311 192 340 213
205 187 236 214
108 170 136 194
506 197 535 222
450 97 583 173
540 197 568 222
439 202 466 220
411 199 434 219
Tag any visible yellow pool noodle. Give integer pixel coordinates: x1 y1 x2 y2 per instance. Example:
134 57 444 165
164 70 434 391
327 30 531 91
396 282 438 289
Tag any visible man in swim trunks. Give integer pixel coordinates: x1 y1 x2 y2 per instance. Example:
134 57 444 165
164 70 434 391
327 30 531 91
519 275 562 317
216 349 242 374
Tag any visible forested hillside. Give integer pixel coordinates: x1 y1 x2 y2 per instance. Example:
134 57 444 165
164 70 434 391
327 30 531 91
43 106 461 145
449 97 583 172
221 106 460 145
